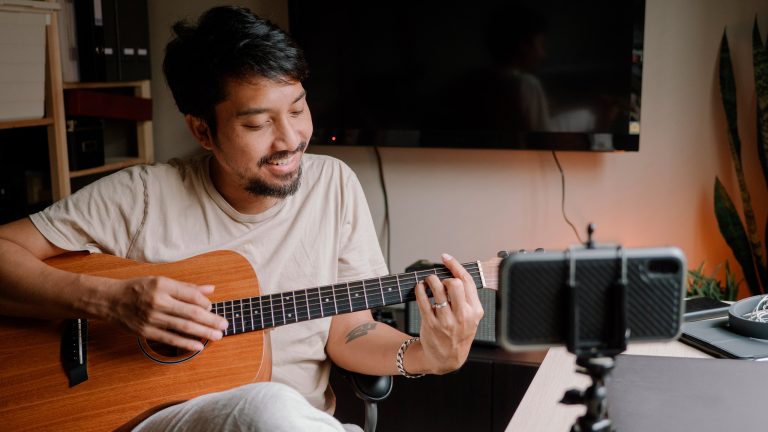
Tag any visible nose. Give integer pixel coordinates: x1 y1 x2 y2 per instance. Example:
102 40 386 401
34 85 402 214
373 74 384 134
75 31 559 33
272 115 300 151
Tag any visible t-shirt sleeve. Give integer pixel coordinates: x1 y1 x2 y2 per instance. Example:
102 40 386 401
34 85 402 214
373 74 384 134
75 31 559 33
29 166 148 256
336 165 389 282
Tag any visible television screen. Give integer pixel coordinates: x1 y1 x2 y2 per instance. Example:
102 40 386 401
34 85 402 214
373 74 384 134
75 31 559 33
288 0 645 151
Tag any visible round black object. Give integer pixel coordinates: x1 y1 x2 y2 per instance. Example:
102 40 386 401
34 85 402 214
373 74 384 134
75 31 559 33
728 295 768 340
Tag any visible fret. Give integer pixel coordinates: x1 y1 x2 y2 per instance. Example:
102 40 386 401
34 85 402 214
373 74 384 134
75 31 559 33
272 293 285 326
345 282 353 312
243 297 256 331
396 274 403 303
295 290 309 322
381 275 401 306
335 283 352 314
307 287 321 320
331 285 339 316
320 285 335 317
283 292 297 323
262 295 274 329
236 299 245 333
256 296 264 330
226 301 234 336
363 278 384 308
377 277 385 305
217 301 224 334
401 273 418 302
349 281 366 312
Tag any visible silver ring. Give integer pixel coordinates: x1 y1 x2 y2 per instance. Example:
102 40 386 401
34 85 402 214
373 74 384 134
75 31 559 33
433 301 449 309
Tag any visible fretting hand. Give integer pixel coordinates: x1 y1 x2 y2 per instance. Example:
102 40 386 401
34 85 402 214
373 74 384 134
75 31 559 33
414 253 484 374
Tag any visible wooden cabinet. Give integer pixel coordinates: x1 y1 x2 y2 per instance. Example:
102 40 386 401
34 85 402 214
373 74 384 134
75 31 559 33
62 80 153 185
0 1 153 218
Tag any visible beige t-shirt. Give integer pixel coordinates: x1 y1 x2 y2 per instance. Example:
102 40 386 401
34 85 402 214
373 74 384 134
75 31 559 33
30 153 388 413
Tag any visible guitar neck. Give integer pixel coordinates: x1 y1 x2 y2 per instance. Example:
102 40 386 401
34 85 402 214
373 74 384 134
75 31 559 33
216 261 488 336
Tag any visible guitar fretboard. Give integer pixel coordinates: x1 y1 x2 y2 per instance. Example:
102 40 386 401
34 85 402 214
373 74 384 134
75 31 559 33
214 262 486 336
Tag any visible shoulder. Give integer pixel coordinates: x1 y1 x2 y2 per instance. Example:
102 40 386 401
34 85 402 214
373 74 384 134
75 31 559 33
301 153 359 185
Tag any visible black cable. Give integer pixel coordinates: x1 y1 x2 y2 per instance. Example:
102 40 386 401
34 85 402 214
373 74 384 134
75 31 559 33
373 146 391 269
551 151 584 244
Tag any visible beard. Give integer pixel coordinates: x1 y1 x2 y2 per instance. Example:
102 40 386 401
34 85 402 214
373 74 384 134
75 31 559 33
245 165 302 198
244 141 307 198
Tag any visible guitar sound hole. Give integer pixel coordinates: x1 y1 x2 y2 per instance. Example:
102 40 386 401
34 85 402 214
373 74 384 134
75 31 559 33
146 334 204 358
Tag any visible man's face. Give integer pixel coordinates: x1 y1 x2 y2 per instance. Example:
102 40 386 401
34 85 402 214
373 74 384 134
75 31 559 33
208 77 313 198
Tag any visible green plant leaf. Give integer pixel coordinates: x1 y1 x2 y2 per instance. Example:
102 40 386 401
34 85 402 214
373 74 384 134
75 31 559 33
714 177 762 295
720 30 741 159
754 18 768 189
724 261 740 301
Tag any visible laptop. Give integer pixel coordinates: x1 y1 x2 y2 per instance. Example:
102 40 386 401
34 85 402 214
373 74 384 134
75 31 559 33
680 316 768 360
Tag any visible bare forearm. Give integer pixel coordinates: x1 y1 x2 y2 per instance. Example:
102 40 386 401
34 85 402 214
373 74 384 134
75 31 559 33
327 318 436 376
0 238 113 319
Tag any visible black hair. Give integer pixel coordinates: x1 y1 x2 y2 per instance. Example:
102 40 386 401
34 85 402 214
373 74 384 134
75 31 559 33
163 6 309 135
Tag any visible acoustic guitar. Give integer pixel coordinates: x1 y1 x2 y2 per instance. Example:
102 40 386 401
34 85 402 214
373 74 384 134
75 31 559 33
0 250 499 431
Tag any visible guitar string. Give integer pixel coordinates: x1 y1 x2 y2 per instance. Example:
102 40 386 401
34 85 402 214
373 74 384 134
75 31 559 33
221 268 488 334
218 265 493 335
222 269 488 333
221 266 487 331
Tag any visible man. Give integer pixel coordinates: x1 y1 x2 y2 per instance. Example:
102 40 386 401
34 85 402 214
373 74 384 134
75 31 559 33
0 6 483 431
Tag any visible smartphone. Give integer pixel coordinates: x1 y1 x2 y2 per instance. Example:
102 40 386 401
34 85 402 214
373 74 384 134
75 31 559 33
497 246 686 352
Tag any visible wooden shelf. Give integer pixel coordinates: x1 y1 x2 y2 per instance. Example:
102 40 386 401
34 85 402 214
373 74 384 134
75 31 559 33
63 81 148 90
0 117 54 130
2 2 153 205
69 158 148 178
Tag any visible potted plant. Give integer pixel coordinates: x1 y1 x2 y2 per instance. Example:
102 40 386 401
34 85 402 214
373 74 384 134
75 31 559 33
713 18 768 297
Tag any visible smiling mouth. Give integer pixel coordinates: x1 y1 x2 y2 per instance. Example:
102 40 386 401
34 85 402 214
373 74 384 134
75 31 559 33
259 142 308 168
267 156 293 166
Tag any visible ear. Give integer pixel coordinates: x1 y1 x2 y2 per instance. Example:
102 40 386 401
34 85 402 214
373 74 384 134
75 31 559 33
185 115 215 150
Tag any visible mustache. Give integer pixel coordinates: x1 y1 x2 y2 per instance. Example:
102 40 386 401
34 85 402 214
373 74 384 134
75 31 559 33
258 141 308 167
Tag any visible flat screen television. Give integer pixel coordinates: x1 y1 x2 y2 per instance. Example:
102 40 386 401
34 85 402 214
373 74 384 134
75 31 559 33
288 0 645 151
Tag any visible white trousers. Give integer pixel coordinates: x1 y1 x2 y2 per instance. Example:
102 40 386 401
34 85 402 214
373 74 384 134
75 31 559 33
133 382 362 432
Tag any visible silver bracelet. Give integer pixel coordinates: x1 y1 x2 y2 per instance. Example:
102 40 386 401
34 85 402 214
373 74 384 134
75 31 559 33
396 337 425 378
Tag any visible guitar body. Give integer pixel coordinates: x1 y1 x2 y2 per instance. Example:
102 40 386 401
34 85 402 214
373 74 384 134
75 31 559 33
0 250 270 431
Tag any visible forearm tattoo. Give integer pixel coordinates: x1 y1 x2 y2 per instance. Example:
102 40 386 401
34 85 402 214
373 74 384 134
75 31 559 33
345 322 377 343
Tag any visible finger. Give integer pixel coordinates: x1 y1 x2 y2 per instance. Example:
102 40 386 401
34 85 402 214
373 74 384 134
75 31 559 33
152 312 224 342
166 298 229 331
425 274 449 305
167 279 216 309
441 253 481 305
443 278 466 315
414 281 436 324
143 326 206 352
156 279 228 329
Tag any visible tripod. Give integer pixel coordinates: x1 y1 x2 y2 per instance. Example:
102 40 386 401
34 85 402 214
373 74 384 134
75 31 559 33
558 240 629 432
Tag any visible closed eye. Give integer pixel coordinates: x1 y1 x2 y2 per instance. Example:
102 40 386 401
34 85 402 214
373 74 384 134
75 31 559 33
243 123 268 131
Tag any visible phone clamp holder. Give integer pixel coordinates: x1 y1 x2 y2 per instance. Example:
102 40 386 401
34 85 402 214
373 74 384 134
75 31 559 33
559 242 629 432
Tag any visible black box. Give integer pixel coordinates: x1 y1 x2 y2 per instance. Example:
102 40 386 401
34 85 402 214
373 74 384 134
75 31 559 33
74 0 150 81
66 117 105 171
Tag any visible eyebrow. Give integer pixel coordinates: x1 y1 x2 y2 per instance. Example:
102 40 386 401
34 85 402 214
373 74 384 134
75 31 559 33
235 90 307 117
